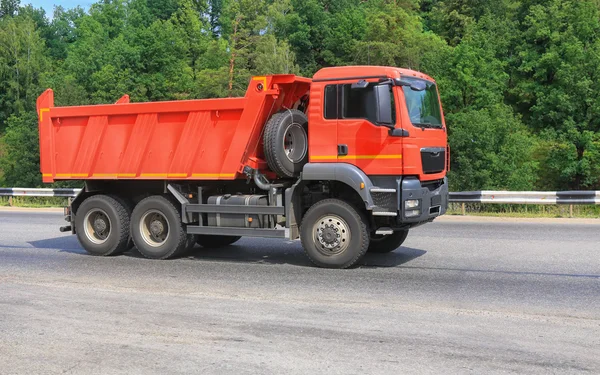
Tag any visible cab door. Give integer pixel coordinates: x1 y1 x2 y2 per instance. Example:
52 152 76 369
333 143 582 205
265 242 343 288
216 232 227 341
335 82 403 176
307 83 339 164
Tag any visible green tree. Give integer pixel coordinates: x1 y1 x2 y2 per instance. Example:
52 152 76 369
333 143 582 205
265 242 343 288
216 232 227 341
448 105 538 191
252 34 299 75
207 0 223 37
426 0 481 46
0 0 19 18
171 0 211 82
321 6 366 66
44 6 86 60
431 6 537 191
148 0 179 20
0 112 41 187
221 0 267 96
274 0 330 75
0 15 47 129
353 1 447 72
514 0 600 189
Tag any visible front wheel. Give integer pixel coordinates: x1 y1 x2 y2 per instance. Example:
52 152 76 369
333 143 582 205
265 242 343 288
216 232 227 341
367 230 409 253
300 199 370 269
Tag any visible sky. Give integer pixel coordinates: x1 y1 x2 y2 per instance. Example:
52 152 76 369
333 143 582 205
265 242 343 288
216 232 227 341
25 1 90 16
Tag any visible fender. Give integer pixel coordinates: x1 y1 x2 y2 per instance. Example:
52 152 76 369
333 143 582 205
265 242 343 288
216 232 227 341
301 163 375 209
284 163 376 240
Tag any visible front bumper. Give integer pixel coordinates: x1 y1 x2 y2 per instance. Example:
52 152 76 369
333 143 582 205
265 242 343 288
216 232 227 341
399 177 448 223
368 176 448 224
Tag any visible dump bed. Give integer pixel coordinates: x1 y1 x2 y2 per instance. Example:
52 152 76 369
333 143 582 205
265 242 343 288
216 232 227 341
36 75 311 183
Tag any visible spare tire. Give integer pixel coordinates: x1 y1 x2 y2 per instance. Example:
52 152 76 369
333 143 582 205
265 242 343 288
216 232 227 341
264 109 309 178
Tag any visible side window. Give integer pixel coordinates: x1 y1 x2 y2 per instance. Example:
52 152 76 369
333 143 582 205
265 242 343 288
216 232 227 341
341 83 396 124
342 84 370 119
323 85 337 119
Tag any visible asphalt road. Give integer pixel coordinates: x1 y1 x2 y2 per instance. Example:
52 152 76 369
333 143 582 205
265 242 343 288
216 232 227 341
0 210 599 374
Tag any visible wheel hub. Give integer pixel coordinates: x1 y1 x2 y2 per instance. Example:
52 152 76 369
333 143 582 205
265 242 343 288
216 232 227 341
93 217 107 233
321 226 338 245
140 210 170 247
314 215 350 255
283 123 307 163
150 220 164 236
83 209 112 245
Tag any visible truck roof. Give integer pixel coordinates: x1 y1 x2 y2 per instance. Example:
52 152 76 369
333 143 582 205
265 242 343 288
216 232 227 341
312 66 435 83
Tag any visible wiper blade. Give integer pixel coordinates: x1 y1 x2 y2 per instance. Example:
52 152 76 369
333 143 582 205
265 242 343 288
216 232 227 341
413 122 442 129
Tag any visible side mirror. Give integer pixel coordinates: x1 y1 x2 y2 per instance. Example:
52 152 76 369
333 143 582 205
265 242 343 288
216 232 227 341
374 84 393 126
394 78 427 91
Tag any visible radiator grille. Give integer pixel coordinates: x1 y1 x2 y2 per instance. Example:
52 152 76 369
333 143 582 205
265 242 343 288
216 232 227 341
372 192 398 211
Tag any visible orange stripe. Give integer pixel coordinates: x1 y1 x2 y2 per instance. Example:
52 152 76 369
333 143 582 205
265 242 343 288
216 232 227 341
311 154 403 160
51 173 237 178
191 173 236 178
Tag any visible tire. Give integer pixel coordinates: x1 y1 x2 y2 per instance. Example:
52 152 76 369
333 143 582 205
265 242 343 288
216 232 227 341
186 234 199 251
300 199 370 269
119 197 136 250
264 109 309 178
196 235 241 248
368 230 409 253
130 195 192 260
75 194 131 256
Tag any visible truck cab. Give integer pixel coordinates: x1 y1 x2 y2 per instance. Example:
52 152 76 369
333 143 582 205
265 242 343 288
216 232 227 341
300 66 448 228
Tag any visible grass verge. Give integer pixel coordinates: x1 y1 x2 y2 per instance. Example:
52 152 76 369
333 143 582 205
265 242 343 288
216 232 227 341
0 196 69 208
448 202 600 218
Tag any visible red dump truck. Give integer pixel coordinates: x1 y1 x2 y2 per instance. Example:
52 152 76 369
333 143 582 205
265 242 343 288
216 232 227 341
37 66 448 268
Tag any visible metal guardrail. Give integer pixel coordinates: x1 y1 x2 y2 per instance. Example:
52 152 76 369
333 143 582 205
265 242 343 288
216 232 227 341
0 188 81 198
449 191 600 205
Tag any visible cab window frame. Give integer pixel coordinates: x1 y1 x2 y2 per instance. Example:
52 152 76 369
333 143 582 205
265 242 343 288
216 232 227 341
322 81 397 126
323 84 338 120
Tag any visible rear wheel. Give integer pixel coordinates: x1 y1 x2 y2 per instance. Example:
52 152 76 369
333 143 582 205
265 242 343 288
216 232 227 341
368 230 409 253
75 195 131 256
196 235 241 248
130 196 192 259
300 199 370 269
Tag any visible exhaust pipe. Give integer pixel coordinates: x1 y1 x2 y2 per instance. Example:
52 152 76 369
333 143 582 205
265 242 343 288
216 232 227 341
253 171 273 191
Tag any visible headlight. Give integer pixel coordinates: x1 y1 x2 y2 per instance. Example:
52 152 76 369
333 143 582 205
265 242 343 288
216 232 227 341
405 209 421 218
405 199 421 209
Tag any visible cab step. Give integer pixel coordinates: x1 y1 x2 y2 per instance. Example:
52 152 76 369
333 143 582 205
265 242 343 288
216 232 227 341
370 188 396 193
371 211 398 217
375 227 394 235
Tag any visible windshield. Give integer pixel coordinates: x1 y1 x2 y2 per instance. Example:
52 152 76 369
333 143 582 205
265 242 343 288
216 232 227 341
401 78 443 128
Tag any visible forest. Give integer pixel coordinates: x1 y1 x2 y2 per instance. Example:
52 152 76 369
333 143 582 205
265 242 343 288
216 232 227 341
1 0 600 191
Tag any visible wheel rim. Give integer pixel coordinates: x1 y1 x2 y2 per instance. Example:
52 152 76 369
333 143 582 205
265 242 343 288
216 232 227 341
83 209 111 245
139 210 170 247
283 123 307 163
313 214 351 255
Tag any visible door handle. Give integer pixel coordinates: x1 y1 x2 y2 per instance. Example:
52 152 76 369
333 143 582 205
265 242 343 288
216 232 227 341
337 144 348 156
